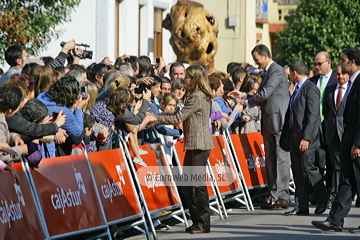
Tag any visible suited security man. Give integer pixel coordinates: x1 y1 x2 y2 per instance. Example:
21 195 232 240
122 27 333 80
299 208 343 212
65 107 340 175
242 44 291 209
281 60 328 216
322 64 349 203
312 47 360 232
309 51 337 197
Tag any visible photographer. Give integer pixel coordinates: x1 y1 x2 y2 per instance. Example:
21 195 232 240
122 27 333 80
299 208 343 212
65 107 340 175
88 63 108 93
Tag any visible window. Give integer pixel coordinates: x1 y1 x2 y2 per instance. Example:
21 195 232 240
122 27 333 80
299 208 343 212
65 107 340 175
153 8 163 60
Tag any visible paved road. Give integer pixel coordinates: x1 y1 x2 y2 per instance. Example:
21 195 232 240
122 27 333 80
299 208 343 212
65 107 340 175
127 201 360 240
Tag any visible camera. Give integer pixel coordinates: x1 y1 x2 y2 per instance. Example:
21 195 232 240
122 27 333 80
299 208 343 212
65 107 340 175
81 86 88 99
60 41 93 60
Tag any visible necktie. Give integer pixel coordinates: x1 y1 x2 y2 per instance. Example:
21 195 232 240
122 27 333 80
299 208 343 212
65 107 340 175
261 70 267 84
319 76 326 121
289 85 300 129
335 86 344 110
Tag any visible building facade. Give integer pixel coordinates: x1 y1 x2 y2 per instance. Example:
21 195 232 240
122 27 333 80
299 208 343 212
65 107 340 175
0 0 299 72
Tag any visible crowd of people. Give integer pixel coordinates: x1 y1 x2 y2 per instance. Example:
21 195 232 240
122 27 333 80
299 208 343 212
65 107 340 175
0 39 359 235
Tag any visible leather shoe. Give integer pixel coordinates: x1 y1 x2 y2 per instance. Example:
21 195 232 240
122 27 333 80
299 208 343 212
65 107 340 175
185 224 196 233
355 200 360 207
284 208 309 216
349 226 360 233
311 221 342 232
260 201 274 209
273 199 289 209
314 204 327 214
190 226 210 234
260 196 274 209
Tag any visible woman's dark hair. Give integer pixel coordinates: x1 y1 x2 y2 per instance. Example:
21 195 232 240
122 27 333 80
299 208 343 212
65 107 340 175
0 85 23 113
106 87 134 116
48 76 80 107
240 73 261 93
147 74 162 88
137 74 162 94
20 98 48 123
221 78 234 92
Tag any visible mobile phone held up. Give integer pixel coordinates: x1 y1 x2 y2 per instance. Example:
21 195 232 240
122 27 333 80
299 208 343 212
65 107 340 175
81 86 88 99
51 112 64 120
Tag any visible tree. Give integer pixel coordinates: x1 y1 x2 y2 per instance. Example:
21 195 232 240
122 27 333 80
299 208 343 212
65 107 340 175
274 0 360 67
0 0 80 64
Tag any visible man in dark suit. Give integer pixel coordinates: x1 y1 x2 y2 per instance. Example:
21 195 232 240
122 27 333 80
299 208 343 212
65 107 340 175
241 44 291 209
323 64 349 204
312 47 360 232
280 60 328 216
309 51 337 199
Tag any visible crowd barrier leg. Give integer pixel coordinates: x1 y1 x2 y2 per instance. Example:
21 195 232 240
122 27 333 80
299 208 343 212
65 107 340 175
219 133 252 211
224 130 255 211
83 148 114 240
118 135 157 240
206 162 228 219
289 168 296 194
21 157 51 239
156 141 189 228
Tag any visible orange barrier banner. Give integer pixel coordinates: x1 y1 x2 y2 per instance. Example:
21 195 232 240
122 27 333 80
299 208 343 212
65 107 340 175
173 141 216 198
88 149 142 222
0 163 44 240
230 132 267 188
130 144 181 212
29 154 105 236
208 136 243 193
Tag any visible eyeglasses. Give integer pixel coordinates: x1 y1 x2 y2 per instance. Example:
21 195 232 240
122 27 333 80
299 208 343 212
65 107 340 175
314 60 328 66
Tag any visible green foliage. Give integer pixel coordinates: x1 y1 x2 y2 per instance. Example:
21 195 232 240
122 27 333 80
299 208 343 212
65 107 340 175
274 0 360 68
0 0 81 63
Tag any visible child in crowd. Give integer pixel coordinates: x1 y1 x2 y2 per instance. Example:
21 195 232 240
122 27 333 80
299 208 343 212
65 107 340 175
83 113 95 153
106 87 153 167
171 78 187 111
20 98 49 167
159 93 183 166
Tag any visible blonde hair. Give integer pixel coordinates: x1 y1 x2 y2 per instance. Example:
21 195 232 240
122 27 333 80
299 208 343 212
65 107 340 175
160 93 178 111
186 64 213 101
107 75 131 93
80 81 98 112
